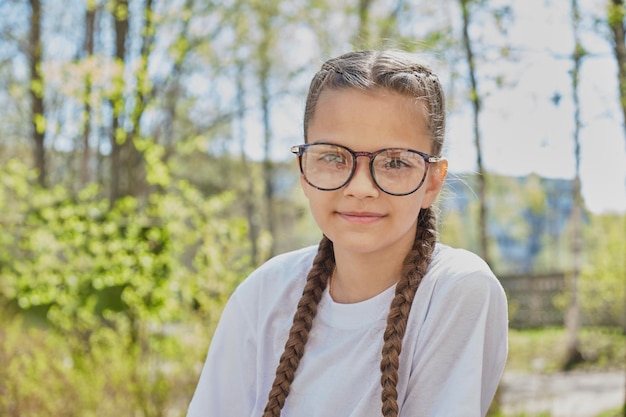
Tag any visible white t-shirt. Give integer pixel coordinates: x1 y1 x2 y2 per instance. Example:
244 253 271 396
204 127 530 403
187 243 508 417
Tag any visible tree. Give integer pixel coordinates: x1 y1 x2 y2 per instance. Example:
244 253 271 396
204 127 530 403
108 0 131 204
355 0 373 47
27 0 46 187
0 158 252 417
563 0 585 370
459 0 490 266
238 0 320 260
80 1 97 187
605 1 626 412
609 0 626 148
351 0 411 50
108 0 160 204
235 54 262 265
255 0 279 259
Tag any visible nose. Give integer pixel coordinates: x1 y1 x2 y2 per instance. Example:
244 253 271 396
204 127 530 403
343 157 379 198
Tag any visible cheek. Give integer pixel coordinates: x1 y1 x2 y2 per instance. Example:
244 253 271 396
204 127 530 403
305 195 335 232
302 187 330 216
397 193 425 218
300 175 310 198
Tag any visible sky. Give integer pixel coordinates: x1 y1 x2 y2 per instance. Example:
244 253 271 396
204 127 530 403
444 0 626 214
23 0 625 214
249 0 626 214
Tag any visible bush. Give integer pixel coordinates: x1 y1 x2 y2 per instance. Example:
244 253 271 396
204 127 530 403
580 214 626 329
0 158 253 417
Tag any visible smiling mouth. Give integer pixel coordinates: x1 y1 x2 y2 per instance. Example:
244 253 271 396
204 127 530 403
337 212 385 224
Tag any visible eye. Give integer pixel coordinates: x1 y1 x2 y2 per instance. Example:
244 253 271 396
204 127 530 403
313 146 352 167
319 152 346 164
378 155 415 170
384 158 411 169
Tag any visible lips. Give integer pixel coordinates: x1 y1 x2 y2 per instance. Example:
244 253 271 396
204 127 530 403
337 211 386 224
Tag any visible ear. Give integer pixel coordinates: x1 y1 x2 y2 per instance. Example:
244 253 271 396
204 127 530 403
420 159 448 209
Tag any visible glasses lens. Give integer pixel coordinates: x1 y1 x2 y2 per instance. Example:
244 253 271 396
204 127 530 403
301 144 354 190
372 149 427 195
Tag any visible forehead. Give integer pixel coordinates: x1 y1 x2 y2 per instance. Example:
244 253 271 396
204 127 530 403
308 87 432 152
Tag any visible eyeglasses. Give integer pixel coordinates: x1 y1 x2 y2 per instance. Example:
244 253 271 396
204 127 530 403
291 142 442 196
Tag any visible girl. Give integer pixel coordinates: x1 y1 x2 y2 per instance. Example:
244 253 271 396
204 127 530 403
187 50 508 417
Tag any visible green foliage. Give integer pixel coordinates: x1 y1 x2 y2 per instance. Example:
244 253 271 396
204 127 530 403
442 174 546 271
554 213 626 329
506 327 626 373
579 213 626 328
0 158 252 417
607 1 625 28
2 1 625 414
439 202 479 252
438 175 480 253
489 412 553 417
594 406 626 417
488 327 625 417
0 305 209 417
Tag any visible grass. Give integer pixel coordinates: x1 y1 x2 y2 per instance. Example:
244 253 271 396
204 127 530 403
594 406 626 417
491 326 626 417
506 326 626 373
493 413 624 417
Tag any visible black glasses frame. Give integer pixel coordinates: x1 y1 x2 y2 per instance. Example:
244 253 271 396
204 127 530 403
290 142 442 196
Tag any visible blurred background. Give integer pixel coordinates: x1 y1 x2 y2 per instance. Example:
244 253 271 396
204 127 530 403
0 0 624 416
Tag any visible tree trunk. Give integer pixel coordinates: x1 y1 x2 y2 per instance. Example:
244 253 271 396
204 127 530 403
236 60 261 266
606 2 626 409
260 64 276 259
131 0 155 196
356 0 373 48
255 2 278 260
563 0 585 371
28 0 46 188
81 4 96 186
379 0 404 41
109 0 129 205
109 0 147 203
460 0 490 266
609 0 626 147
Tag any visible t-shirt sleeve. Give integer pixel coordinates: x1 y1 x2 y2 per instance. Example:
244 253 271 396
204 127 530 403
186 290 257 417
401 266 508 417
185 245 317 417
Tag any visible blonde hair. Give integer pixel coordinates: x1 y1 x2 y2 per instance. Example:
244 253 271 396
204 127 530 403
263 50 445 417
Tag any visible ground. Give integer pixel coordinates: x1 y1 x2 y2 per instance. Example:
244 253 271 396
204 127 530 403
501 370 626 417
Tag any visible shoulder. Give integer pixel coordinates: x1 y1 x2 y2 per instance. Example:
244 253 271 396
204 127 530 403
245 244 318 284
410 243 508 343
425 243 505 299
232 244 319 305
430 243 491 275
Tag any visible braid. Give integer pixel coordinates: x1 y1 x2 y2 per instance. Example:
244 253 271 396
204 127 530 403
262 235 335 417
380 207 438 417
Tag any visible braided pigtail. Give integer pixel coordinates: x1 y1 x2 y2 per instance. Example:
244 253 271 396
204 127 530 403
262 235 335 417
380 207 438 417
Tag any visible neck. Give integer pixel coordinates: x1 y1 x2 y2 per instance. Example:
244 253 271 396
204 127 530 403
331 244 411 304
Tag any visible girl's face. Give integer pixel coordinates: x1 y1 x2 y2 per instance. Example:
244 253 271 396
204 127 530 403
301 87 447 258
